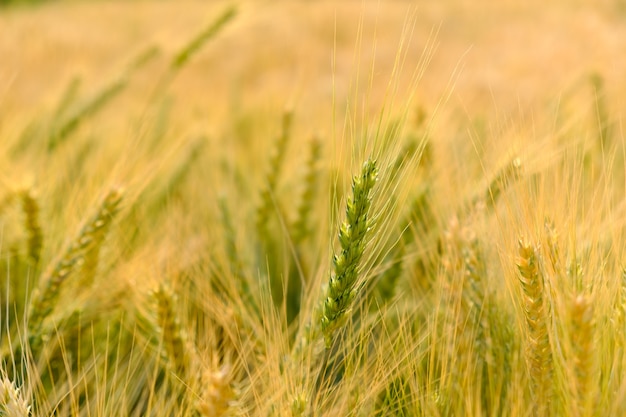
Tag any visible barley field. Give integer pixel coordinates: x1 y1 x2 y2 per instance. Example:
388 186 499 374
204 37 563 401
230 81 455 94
1 0 626 416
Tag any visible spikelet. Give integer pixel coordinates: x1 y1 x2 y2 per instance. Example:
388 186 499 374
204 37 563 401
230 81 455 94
152 284 190 376
320 159 378 348
18 188 43 265
0 375 30 417
27 187 123 348
516 239 553 416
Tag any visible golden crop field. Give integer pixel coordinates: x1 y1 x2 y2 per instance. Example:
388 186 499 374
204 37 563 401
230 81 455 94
1 0 626 415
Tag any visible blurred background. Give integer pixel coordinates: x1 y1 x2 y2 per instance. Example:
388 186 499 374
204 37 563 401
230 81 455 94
1 0 626 144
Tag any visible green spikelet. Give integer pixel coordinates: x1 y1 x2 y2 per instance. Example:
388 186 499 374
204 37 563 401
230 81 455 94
320 159 378 348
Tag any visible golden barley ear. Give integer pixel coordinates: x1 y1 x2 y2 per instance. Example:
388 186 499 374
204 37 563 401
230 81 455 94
516 238 553 417
27 187 123 352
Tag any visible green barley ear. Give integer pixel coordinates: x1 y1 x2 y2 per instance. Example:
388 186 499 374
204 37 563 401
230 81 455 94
590 72 611 148
570 294 595 417
516 239 553 416
48 77 127 151
171 6 237 69
27 187 123 349
0 375 30 417
150 136 206 211
293 137 322 244
52 76 82 121
256 110 293 236
18 188 43 266
78 190 124 289
475 156 522 209
152 284 190 376
320 159 378 348
47 46 159 152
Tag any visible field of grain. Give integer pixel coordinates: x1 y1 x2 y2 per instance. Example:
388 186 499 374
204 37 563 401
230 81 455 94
2 1 626 415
